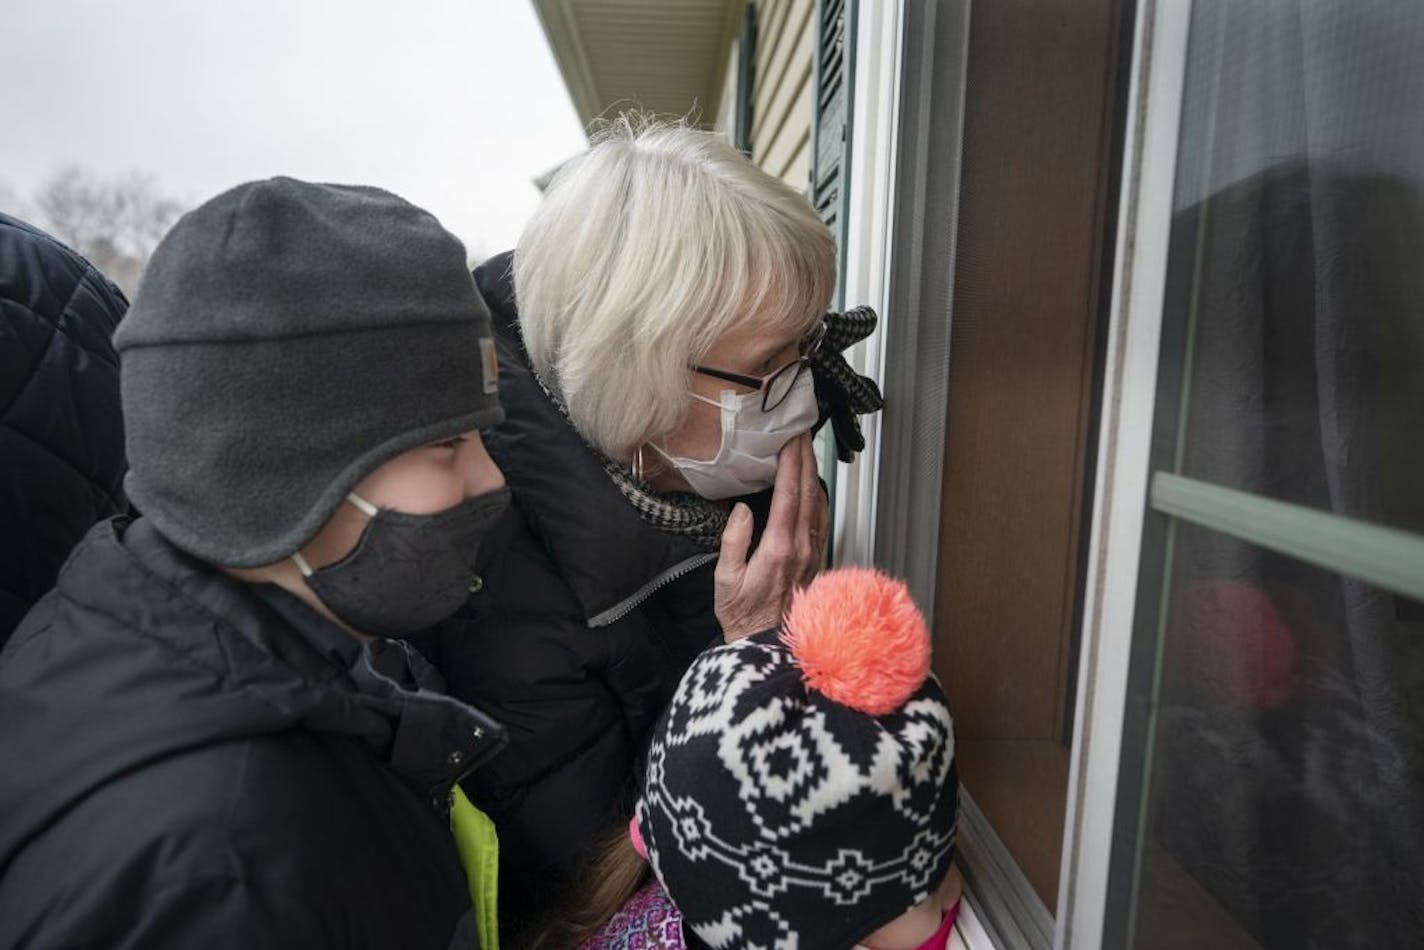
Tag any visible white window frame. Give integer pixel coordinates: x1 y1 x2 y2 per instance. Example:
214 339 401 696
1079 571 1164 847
836 1 1053 946
1054 2 1192 947
837 2 1010 946
1063 2 1424 943
831 0 903 569
833 1 1201 947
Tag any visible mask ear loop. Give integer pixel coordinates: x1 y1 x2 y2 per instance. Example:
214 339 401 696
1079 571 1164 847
290 493 381 576
346 493 379 516
687 391 723 409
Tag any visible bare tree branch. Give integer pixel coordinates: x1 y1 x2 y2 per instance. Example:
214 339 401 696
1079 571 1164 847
0 180 32 221
30 167 185 294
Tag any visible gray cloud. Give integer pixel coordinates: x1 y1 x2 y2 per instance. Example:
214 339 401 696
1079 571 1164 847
2 0 587 255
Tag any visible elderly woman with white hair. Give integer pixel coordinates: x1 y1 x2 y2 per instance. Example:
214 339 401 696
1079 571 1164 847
419 116 883 941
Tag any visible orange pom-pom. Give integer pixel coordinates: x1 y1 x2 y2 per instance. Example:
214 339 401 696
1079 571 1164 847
780 568 931 715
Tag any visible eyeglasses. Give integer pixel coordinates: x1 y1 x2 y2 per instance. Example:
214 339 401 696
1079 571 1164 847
689 320 827 412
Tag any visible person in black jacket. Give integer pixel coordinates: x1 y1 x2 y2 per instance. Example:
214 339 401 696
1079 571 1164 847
0 212 129 645
423 116 882 943
0 178 512 949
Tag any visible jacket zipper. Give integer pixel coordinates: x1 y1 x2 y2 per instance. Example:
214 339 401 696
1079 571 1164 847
586 552 719 628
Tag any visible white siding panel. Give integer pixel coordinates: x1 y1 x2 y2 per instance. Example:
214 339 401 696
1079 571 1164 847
781 139 811 194
761 75 813 188
752 0 813 143
750 0 814 191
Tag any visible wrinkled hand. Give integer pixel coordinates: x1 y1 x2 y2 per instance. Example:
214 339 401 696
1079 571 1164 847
715 435 828 643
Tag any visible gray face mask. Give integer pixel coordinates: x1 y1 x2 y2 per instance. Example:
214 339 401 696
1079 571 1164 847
292 487 511 638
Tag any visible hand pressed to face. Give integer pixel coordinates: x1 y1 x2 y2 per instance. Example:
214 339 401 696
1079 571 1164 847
714 434 828 643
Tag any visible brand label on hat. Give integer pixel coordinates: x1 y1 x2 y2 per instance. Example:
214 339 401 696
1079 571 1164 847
480 338 499 395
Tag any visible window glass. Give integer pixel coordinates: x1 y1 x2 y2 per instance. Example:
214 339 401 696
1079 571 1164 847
1165 0 1424 534
1110 2 1424 946
1128 524 1424 948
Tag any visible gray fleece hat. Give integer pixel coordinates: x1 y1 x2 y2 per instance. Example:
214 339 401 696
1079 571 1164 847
115 177 503 568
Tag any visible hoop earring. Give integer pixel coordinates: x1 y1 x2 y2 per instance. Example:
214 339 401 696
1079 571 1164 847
633 445 645 482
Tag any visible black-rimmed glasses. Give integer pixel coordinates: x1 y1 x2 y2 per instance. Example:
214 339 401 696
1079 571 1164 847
689 320 827 412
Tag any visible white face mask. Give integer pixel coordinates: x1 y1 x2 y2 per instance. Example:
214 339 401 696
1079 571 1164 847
654 371 820 500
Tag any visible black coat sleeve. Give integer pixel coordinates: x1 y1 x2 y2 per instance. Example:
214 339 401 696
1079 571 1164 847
109 874 341 950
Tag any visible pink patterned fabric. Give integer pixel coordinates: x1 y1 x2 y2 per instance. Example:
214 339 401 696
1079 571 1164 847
581 880 685 950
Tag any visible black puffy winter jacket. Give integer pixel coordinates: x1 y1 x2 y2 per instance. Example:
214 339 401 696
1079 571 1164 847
0 212 127 643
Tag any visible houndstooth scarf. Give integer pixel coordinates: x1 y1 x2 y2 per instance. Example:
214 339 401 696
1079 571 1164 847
536 307 885 549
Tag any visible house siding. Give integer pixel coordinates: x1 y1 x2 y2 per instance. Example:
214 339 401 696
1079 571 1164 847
750 0 815 191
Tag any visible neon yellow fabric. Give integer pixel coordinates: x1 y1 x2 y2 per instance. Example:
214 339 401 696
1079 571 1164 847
450 785 499 950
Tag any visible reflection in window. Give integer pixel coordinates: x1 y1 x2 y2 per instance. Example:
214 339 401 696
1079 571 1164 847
1138 525 1424 948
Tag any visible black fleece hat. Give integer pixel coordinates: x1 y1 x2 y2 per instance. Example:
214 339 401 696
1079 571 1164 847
115 177 503 568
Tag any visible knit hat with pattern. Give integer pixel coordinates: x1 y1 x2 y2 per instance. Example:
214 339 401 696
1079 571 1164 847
635 568 959 949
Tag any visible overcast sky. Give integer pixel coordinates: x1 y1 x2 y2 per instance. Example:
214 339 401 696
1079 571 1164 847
1 0 588 258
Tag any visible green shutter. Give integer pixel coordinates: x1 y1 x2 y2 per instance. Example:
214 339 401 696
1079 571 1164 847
810 0 856 545
735 3 758 156
811 0 856 306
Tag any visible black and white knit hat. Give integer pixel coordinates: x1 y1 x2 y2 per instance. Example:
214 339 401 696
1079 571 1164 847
635 568 959 949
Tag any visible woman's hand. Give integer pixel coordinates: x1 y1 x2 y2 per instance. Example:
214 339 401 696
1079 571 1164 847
715 434 828 643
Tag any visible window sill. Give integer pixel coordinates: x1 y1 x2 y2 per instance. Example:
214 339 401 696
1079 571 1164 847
953 889 999 950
